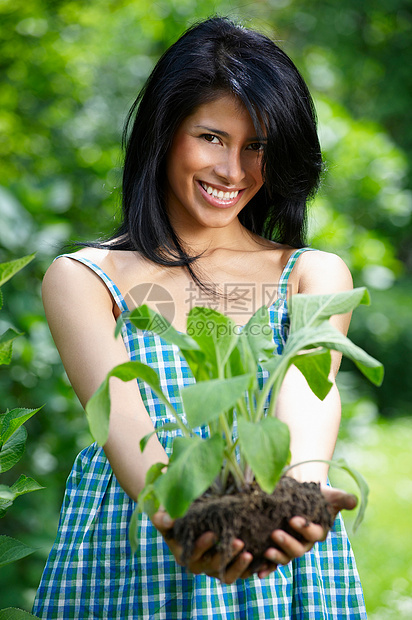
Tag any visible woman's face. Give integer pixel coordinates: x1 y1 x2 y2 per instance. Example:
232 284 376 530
165 94 265 233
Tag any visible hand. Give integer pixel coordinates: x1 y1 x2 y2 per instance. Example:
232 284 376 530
151 508 255 585
259 486 357 579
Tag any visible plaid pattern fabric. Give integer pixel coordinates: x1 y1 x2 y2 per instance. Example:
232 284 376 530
33 248 367 619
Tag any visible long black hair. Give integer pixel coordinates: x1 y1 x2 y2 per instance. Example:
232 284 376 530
102 17 323 272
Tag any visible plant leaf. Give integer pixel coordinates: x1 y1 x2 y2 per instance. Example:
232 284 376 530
0 254 36 288
139 422 182 452
0 535 37 568
286 323 384 386
241 305 276 363
289 288 370 332
0 608 41 619
0 407 42 445
181 373 253 428
0 426 27 473
0 485 15 518
0 485 15 501
187 307 239 377
238 417 290 493
292 349 333 401
124 305 209 380
85 361 184 446
330 458 369 532
154 434 224 518
0 329 22 366
9 474 44 497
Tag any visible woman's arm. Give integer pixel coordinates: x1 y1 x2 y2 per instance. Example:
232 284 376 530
256 251 356 576
42 257 168 500
43 257 255 582
277 250 353 484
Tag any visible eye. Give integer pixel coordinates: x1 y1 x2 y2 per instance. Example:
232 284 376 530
202 133 220 144
247 142 264 152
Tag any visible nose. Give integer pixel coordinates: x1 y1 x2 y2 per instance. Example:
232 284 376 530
214 148 246 186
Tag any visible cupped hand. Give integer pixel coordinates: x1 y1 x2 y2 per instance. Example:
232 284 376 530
151 508 255 585
259 486 358 579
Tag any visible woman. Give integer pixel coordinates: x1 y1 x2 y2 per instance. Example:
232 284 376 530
33 17 366 619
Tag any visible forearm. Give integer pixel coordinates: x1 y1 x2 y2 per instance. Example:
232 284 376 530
103 409 168 501
275 365 341 485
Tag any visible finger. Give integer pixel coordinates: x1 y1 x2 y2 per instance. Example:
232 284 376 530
264 544 293 566
257 562 278 579
321 487 358 515
269 528 316 560
189 538 244 577
190 531 217 563
220 550 253 585
288 517 326 542
151 510 175 536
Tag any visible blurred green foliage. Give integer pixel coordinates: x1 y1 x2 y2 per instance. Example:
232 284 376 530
0 0 411 614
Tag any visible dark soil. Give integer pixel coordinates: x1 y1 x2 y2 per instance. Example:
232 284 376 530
170 476 334 573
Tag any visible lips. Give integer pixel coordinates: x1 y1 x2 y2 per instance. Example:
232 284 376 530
197 181 244 207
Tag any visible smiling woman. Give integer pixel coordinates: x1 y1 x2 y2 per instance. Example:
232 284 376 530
165 95 265 234
32 16 366 620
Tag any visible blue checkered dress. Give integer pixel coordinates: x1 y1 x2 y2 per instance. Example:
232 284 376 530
33 248 367 619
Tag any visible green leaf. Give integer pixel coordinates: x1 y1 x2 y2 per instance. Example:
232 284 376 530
330 458 369 532
9 474 44 497
292 349 333 401
187 307 239 377
287 323 384 386
137 462 165 515
85 361 183 446
0 426 26 473
125 305 208 380
154 434 224 518
289 288 370 333
181 373 253 428
0 485 15 501
0 407 42 445
139 423 182 452
0 329 22 366
0 254 36 288
0 608 41 619
238 417 290 493
0 535 37 568
241 305 276 363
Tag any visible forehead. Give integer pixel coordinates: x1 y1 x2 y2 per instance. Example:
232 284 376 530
182 94 257 133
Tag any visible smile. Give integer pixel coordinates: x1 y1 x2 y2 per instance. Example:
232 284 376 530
200 182 240 201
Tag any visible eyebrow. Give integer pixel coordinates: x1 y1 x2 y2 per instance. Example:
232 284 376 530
194 125 267 142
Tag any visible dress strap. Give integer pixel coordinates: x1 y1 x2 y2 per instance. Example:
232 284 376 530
54 254 129 313
277 248 315 300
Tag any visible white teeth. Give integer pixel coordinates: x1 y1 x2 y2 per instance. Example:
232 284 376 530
201 182 240 201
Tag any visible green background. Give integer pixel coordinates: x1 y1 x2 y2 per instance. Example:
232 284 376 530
0 0 411 615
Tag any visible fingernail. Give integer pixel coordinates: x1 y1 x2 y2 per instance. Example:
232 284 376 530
292 517 306 529
162 514 173 527
233 539 244 552
265 550 277 562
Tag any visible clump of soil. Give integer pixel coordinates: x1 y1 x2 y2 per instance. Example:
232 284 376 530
170 476 334 573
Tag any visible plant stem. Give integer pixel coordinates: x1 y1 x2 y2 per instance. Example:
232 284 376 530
155 391 191 438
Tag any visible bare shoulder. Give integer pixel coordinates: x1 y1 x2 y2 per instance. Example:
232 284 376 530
42 251 114 315
292 250 353 295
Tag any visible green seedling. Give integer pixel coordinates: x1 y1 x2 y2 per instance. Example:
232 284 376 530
86 287 383 552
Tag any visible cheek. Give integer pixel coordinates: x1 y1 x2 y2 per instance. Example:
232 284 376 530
172 136 211 175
